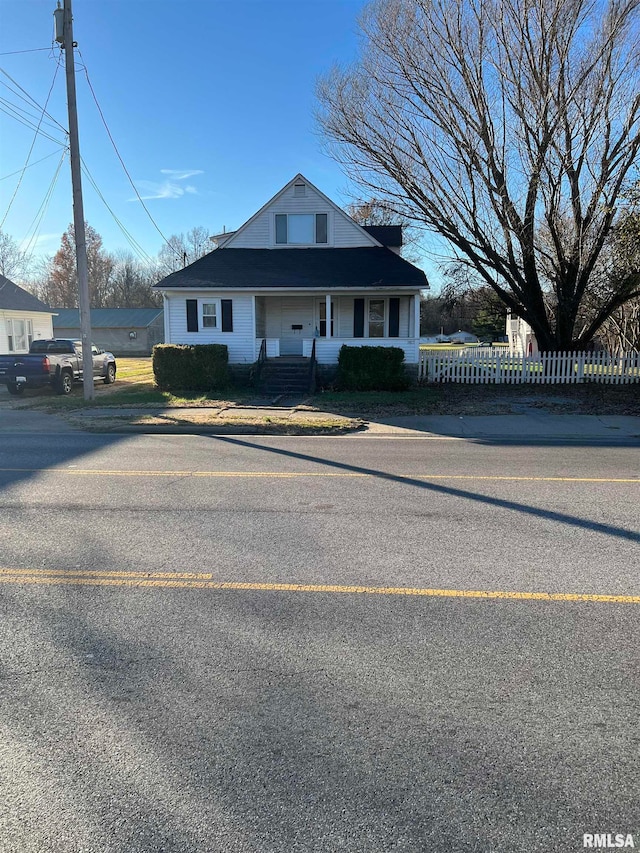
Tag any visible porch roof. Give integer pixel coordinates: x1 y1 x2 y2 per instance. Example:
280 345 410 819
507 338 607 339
154 247 428 291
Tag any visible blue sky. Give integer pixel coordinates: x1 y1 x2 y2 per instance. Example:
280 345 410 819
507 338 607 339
3 0 429 272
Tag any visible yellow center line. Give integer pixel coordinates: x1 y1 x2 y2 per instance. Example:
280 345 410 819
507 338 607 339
0 468 638 483
0 568 637 603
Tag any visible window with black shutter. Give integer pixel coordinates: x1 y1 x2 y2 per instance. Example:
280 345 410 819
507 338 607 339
389 298 400 337
221 299 233 332
353 298 365 337
186 299 198 332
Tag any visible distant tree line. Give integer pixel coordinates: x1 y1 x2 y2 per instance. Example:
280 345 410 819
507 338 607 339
0 224 212 309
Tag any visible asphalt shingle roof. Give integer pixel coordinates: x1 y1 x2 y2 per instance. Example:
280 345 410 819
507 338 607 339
153 247 428 291
52 308 163 328
0 275 51 312
362 225 403 247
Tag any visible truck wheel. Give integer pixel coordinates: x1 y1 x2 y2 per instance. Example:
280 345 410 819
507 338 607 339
103 364 116 384
7 383 24 396
56 371 73 395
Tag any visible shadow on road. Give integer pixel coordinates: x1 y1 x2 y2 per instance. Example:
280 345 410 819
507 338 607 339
209 435 640 544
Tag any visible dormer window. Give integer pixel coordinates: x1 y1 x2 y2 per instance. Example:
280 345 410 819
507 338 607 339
294 182 306 197
275 213 328 245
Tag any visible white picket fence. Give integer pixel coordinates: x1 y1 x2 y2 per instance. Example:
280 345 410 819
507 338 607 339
418 350 640 384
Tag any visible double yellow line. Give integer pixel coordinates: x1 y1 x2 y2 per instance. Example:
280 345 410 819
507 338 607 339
0 467 639 482
0 567 638 604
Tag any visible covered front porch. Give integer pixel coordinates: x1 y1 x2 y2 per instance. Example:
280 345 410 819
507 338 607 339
254 293 421 364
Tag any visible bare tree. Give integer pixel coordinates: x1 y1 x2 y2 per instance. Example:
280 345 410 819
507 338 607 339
107 251 162 308
157 226 212 276
317 0 640 350
0 230 30 281
345 197 424 262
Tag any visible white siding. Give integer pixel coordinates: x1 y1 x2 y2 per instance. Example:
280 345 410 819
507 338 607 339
0 310 53 353
305 337 419 364
265 296 314 339
166 293 255 364
226 180 378 249
337 296 410 337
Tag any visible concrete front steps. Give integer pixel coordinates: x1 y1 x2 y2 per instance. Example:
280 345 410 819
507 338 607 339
260 357 312 396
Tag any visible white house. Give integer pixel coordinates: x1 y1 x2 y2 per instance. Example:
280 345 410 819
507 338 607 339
0 275 54 353
506 310 538 355
154 174 428 381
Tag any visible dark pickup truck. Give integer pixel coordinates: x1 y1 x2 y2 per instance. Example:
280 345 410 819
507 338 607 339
0 339 116 395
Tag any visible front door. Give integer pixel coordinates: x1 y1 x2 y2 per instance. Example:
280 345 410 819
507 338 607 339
275 297 313 355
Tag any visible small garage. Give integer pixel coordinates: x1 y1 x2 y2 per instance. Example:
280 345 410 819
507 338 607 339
52 308 164 356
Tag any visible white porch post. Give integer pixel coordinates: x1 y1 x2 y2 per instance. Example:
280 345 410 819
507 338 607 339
252 294 257 358
325 294 332 337
413 293 420 338
162 294 170 343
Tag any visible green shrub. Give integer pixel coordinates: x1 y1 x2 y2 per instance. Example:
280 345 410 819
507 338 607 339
336 345 410 391
152 344 229 393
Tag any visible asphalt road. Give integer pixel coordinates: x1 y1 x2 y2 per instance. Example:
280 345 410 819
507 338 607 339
0 433 638 853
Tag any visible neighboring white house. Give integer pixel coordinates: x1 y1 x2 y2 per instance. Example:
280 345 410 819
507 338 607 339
0 275 54 353
153 174 429 372
506 310 538 355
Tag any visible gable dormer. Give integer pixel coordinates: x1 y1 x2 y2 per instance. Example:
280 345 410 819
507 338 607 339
221 174 383 250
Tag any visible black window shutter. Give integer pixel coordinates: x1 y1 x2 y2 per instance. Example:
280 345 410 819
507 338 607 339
186 299 198 332
353 298 365 337
221 299 233 332
389 298 400 337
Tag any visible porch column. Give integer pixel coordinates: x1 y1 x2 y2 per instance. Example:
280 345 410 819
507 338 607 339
326 294 332 338
413 293 420 338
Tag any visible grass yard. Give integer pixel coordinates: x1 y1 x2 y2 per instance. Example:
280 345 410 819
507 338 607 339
5 355 638 418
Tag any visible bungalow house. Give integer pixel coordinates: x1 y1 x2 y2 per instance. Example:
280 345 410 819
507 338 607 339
154 174 429 385
0 274 54 353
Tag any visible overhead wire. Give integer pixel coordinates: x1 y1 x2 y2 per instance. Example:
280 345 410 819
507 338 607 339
0 90 66 136
0 48 53 57
0 55 64 229
81 159 157 266
0 150 64 182
0 65 67 133
20 148 67 264
76 48 180 261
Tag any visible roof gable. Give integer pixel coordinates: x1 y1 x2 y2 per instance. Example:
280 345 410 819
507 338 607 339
0 275 51 313
223 173 382 249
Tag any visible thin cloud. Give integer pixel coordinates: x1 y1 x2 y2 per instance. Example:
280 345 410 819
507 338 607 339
130 169 204 201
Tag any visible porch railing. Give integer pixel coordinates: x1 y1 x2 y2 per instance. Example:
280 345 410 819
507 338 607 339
251 338 267 388
308 338 317 394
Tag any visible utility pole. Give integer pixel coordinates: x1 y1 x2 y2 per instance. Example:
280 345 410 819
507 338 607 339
55 0 93 400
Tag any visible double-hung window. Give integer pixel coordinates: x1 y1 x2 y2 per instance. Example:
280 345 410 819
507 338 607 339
275 213 328 245
6 318 33 352
202 302 217 328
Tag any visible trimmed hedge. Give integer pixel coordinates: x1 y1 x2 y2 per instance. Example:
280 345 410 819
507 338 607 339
336 345 410 391
152 344 230 393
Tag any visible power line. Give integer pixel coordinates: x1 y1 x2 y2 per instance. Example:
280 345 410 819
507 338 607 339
20 149 67 264
0 65 67 133
0 149 65 182
0 57 63 229
0 102 68 147
0 48 53 57
76 49 179 259
81 159 157 266
0 94 68 141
